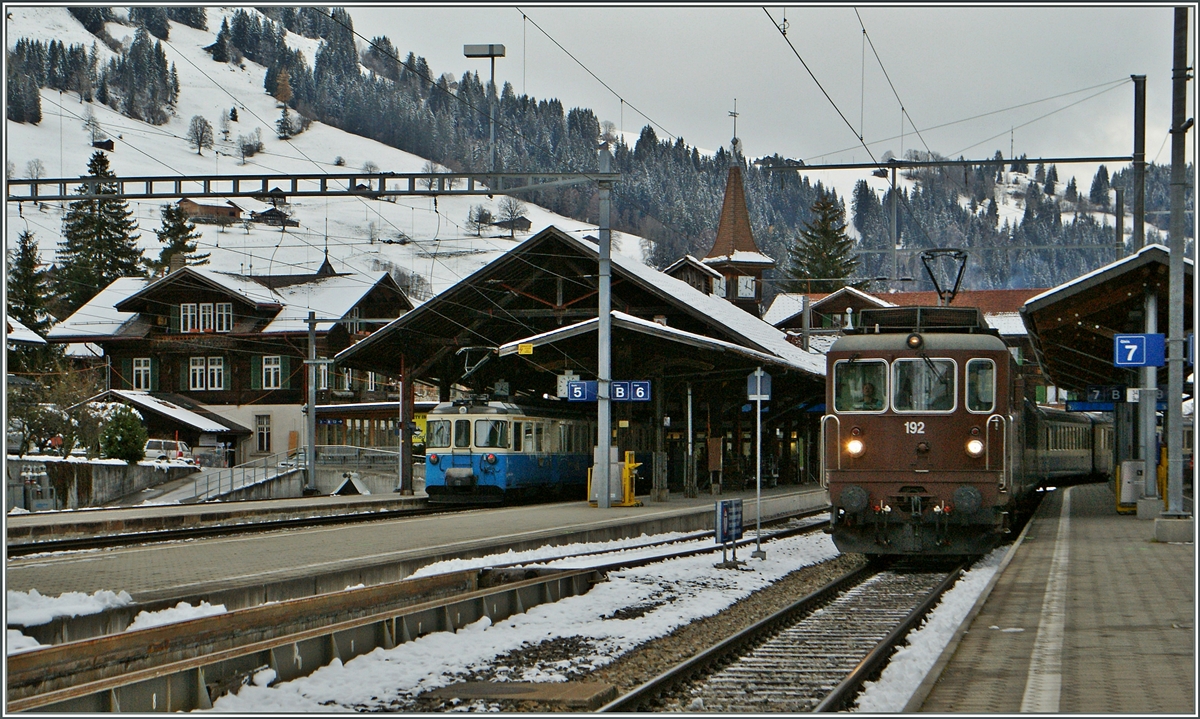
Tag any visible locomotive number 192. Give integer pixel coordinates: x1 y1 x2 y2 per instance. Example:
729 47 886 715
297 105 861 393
904 421 925 434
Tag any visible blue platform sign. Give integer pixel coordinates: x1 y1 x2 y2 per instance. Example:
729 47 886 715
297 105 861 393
630 381 651 402
566 380 597 402
1114 334 1165 367
715 498 744 544
611 381 630 401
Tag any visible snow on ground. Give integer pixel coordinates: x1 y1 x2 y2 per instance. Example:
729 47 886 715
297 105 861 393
6 588 134 627
125 600 227 632
210 532 839 711
852 545 1007 712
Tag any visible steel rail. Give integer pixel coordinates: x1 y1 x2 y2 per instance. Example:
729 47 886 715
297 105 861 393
7 511 829 712
597 564 877 712
812 564 965 712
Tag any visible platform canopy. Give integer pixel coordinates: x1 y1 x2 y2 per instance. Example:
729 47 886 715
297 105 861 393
1020 244 1193 391
337 226 824 399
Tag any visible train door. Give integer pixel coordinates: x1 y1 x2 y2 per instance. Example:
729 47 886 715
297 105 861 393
451 417 472 471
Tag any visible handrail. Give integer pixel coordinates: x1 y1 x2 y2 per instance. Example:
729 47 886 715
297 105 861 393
819 414 842 488
986 414 1009 490
191 449 300 502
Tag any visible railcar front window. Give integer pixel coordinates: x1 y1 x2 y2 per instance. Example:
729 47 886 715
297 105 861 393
892 358 956 412
454 419 471 448
426 421 451 448
833 359 887 412
475 420 509 448
966 359 996 413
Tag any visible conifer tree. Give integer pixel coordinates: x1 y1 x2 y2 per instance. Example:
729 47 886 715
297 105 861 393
152 204 209 272
1089 165 1111 209
782 193 860 294
55 152 144 313
1064 176 1078 203
7 230 61 372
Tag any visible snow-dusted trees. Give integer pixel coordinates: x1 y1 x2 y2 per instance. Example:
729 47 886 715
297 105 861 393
1089 165 1111 210
782 193 860 294
152 204 210 273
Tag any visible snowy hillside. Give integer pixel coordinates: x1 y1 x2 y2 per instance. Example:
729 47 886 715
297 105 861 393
5 7 647 302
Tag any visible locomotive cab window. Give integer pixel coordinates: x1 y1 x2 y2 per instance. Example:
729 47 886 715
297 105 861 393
833 359 887 412
426 420 452 449
966 359 996 413
892 358 956 412
475 419 509 448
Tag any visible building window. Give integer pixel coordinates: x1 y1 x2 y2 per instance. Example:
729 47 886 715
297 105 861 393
181 303 198 332
255 415 271 453
190 357 207 390
132 358 151 390
263 355 281 390
199 303 213 331
349 306 361 333
319 358 329 390
215 303 233 332
342 368 354 391
367 371 376 392
207 357 224 390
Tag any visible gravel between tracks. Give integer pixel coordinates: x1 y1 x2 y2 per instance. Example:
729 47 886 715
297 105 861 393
414 552 869 712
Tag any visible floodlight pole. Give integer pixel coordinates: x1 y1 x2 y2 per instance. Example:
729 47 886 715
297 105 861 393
464 44 506 174
597 144 613 508
306 312 318 493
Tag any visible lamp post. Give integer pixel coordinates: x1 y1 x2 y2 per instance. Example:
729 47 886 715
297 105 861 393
464 44 505 174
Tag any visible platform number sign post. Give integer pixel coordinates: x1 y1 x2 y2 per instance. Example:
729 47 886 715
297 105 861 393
715 498 744 565
1114 334 1166 367
746 368 770 560
566 381 598 402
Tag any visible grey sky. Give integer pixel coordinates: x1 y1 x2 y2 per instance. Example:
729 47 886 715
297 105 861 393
347 5 1192 170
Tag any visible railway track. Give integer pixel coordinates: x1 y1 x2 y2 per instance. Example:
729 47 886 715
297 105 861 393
600 560 965 713
7 513 829 713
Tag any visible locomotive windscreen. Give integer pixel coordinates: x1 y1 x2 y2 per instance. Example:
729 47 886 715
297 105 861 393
854 306 993 334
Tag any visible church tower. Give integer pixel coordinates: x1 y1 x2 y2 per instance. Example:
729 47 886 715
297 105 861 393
703 134 775 317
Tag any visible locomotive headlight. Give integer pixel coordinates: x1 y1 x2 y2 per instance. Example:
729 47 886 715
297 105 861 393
485 453 497 464
906 332 924 350
428 453 439 465
965 438 985 458
846 438 866 457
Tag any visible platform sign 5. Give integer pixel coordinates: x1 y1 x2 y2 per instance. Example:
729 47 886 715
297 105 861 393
566 380 597 401
1114 334 1166 367
631 381 651 401
611 381 630 401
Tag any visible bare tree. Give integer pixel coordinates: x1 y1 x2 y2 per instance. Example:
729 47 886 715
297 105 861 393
187 115 214 155
466 204 493 236
25 159 46 180
600 120 618 143
219 114 231 141
496 196 528 239
361 160 380 174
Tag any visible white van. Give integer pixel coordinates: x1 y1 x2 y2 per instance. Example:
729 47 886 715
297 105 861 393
144 439 194 463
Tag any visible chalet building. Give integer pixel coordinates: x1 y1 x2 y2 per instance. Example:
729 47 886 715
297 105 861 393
47 260 412 465
663 255 722 296
491 216 533 233
250 207 299 227
178 198 243 223
702 164 775 317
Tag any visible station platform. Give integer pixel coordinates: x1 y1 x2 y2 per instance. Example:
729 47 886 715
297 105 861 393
6 485 827 613
910 481 1195 714
6 492 427 546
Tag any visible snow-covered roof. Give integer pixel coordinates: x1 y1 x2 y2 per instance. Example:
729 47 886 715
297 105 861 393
47 278 149 340
6 316 46 345
763 294 807 327
1023 243 1192 310
108 390 235 433
65 342 103 358
702 251 777 267
497 311 803 371
264 272 397 333
123 267 280 309
985 312 1027 337
811 286 896 312
573 233 825 376
663 254 724 280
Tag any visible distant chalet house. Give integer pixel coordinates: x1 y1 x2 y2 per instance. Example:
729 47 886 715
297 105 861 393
490 216 532 233
249 207 299 227
92 139 114 151
46 260 413 465
178 198 243 224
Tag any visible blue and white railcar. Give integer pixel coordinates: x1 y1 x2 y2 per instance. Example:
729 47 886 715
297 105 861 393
424 399 594 504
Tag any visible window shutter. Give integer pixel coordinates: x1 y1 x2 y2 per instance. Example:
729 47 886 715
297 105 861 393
120 358 132 389
169 304 180 333
280 356 291 389
251 355 262 390
150 357 159 391
179 360 188 391
224 356 231 390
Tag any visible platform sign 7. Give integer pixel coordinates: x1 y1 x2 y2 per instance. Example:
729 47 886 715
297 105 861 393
630 381 651 401
1114 334 1165 367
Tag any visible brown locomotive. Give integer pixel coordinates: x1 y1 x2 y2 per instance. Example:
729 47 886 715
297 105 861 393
823 306 1111 556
